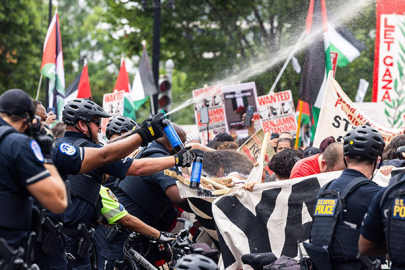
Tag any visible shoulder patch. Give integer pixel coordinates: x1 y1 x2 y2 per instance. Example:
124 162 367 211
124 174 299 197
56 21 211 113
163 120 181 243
314 198 337 216
106 188 118 202
30 140 44 162
59 142 77 156
119 203 124 212
392 197 405 220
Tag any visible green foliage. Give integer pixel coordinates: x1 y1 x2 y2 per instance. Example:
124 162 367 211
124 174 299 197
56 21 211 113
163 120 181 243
0 0 43 97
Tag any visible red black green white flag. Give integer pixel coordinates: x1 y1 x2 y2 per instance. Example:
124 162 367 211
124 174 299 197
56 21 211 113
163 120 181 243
113 59 136 120
65 62 92 102
41 10 65 118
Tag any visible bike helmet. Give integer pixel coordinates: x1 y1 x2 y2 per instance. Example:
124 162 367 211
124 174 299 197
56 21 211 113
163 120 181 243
106 115 139 140
174 254 219 270
62 98 110 125
343 125 385 160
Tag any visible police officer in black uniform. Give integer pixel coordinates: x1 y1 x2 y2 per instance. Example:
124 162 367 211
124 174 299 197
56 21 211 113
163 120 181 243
304 125 385 270
359 156 405 269
49 98 194 270
105 115 139 141
0 89 67 267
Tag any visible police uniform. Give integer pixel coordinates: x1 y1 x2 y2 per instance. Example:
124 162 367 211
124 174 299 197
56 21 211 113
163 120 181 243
115 141 178 231
0 117 50 247
50 131 133 270
328 169 382 227
94 186 129 270
361 170 405 270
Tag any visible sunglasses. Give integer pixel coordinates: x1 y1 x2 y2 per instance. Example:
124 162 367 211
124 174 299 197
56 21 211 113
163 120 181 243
91 120 101 126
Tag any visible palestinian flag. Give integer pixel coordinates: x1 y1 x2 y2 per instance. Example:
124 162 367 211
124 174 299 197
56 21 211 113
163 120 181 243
299 0 332 133
329 23 365 67
41 10 65 118
114 59 136 120
65 62 92 102
131 46 158 111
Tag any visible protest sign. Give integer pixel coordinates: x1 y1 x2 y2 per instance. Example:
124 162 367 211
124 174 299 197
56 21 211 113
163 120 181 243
314 74 405 147
373 1 405 128
192 85 229 145
257 90 297 134
355 102 387 126
103 90 125 116
237 129 275 167
222 82 259 131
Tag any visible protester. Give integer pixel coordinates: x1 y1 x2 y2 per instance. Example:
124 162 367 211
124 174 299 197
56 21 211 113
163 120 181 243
217 141 238 150
269 149 301 180
51 121 66 139
303 147 322 158
381 134 405 167
276 138 293 152
0 89 67 260
185 132 201 144
304 125 384 270
270 133 279 152
319 136 336 152
290 142 346 179
202 150 254 180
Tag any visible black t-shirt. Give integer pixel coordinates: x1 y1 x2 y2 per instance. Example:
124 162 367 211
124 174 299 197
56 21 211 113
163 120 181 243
0 118 50 246
328 169 382 228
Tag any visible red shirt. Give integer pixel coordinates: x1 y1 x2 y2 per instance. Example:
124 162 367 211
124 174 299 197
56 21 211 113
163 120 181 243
290 153 321 179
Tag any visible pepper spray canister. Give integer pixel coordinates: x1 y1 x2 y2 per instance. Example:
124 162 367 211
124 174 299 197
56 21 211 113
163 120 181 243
162 119 185 153
189 150 204 189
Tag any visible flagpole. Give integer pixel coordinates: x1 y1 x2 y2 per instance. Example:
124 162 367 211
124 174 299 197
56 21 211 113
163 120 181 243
295 100 304 149
45 0 52 108
268 31 306 94
36 74 43 100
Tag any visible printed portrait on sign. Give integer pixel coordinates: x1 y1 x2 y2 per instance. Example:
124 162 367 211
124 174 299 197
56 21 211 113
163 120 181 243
204 97 212 108
270 104 282 117
213 95 222 106
282 102 293 115
259 106 270 119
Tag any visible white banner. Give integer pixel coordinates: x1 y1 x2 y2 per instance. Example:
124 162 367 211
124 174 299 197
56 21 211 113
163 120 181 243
355 78 369 103
313 74 405 147
211 171 389 270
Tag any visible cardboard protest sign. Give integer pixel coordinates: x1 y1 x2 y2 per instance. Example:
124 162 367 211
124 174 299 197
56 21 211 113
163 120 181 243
103 90 125 116
313 74 405 147
222 82 259 132
373 1 405 128
192 85 229 145
257 90 297 134
237 129 275 167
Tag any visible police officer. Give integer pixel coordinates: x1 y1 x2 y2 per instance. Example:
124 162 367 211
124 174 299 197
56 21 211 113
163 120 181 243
105 115 138 141
49 98 194 270
94 186 174 270
359 156 405 269
0 89 67 265
304 125 385 270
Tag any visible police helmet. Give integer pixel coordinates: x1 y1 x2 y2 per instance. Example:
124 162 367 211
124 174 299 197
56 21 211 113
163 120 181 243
174 254 219 270
343 125 385 160
0 89 36 119
62 98 110 125
106 115 139 140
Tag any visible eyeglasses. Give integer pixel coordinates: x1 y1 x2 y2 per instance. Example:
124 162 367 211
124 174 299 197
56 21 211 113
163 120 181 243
91 120 101 126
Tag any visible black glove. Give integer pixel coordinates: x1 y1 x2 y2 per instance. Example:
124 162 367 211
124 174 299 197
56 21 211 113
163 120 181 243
35 132 54 163
157 231 176 243
174 146 195 167
135 115 164 146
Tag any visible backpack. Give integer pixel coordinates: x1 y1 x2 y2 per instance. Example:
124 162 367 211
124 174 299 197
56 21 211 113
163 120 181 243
303 177 372 270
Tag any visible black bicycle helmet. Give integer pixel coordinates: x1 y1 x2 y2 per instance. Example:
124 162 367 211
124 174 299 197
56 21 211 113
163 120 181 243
174 254 219 270
106 115 138 140
62 98 110 125
343 125 385 160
